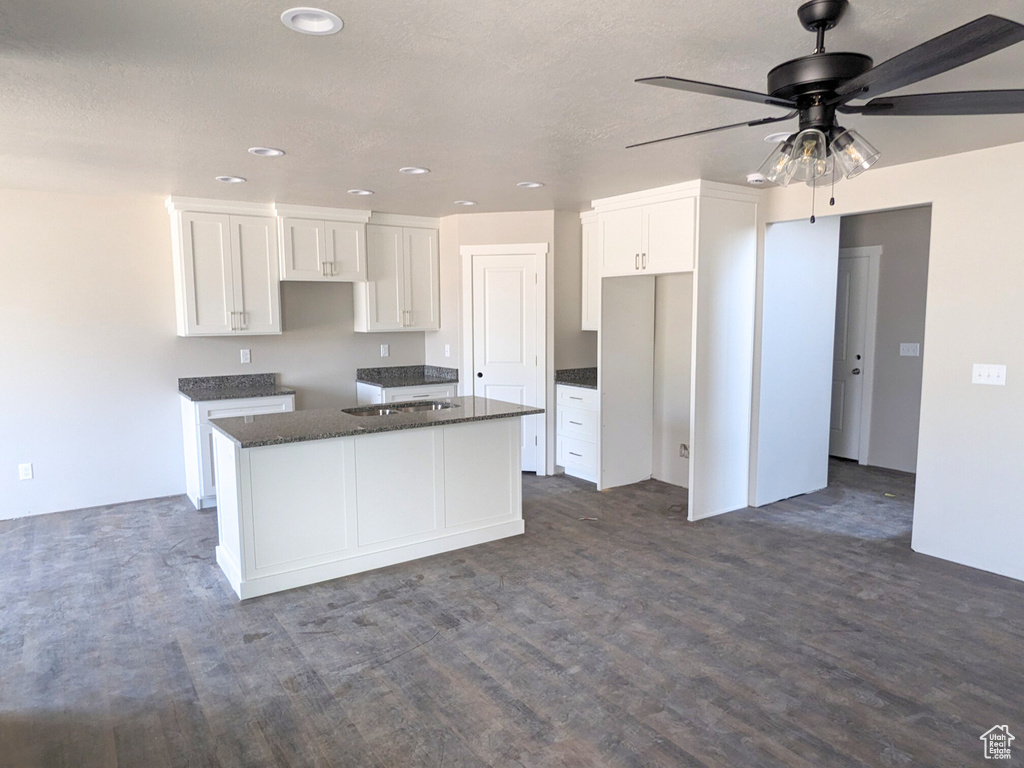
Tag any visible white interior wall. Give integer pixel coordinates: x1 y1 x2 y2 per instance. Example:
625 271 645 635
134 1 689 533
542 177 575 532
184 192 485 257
0 190 424 520
652 273 693 487
553 210 598 369
751 216 841 507
759 140 1024 582
839 206 931 473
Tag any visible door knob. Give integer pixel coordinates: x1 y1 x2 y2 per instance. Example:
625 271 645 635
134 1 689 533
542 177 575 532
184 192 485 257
852 368 861 375
477 372 483 378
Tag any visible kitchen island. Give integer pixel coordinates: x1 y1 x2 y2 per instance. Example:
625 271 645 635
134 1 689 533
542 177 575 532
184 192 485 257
210 396 543 599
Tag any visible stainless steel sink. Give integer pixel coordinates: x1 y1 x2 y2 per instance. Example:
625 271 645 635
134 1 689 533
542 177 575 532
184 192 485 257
394 401 459 413
342 405 403 416
342 401 459 417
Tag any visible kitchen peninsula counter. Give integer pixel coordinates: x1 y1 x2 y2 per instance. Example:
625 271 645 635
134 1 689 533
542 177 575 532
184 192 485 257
210 396 541 448
211 396 543 599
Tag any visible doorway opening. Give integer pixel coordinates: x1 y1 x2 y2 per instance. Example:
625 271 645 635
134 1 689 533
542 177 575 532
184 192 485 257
753 205 931 511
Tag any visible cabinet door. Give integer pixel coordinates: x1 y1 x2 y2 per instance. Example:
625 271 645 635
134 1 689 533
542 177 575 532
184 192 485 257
362 225 405 330
180 212 234 335
325 221 367 281
643 197 696 274
404 227 440 330
598 207 643 277
229 215 282 334
279 218 328 281
581 219 601 331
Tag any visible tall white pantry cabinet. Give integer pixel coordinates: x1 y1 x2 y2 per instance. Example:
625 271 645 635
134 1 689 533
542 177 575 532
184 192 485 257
575 180 759 521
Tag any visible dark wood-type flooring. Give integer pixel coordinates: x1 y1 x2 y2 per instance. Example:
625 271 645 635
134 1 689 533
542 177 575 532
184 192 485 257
2 460 1021 767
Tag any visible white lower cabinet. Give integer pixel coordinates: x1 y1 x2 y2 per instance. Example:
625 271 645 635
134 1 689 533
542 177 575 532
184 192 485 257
556 384 599 482
180 394 295 509
356 382 457 405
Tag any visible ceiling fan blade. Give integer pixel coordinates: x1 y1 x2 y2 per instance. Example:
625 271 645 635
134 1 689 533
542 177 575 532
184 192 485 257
835 15 1024 102
637 76 796 109
851 89 1024 116
626 112 797 149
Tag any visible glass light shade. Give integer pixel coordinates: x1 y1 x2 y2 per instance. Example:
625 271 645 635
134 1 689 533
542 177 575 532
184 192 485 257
830 128 880 179
758 137 796 187
787 128 830 182
805 155 836 188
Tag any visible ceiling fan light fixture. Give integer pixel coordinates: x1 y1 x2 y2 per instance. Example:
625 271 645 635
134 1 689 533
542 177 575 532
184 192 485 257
830 127 880 179
758 137 797 186
787 128 830 182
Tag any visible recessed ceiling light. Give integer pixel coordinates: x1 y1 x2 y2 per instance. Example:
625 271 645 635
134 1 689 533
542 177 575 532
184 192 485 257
215 175 247 183
280 7 343 35
248 147 285 157
516 181 544 189
399 166 430 175
764 131 792 143
454 200 476 206
347 188 374 196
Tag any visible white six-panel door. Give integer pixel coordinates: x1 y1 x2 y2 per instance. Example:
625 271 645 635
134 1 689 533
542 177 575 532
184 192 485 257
830 253 872 460
471 253 539 472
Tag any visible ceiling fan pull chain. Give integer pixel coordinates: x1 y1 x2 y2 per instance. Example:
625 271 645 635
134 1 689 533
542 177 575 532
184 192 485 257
810 183 817 224
830 163 837 206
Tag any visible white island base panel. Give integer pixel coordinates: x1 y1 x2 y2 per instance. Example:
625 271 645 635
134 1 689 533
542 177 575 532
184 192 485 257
212 417 523 599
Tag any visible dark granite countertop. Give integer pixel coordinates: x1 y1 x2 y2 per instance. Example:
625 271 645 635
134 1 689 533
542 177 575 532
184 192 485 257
356 365 458 388
555 367 598 390
178 374 296 402
210 396 543 449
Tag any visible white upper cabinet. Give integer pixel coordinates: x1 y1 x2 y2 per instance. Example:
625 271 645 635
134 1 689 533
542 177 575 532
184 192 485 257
274 205 370 282
580 212 600 331
354 214 440 332
597 195 696 277
168 198 282 336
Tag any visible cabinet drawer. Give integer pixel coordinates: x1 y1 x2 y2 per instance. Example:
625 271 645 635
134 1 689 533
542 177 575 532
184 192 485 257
199 395 295 424
557 436 598 474
384 384 455 403
556 385 598 410
558 406 598 441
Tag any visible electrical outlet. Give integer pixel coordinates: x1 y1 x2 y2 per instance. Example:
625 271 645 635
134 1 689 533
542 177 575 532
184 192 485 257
972 363 1006 386
899 343 920 357
444 344 451 358
240 348 251 364
18 463 33 480
679 444 689 459
380 344 389 358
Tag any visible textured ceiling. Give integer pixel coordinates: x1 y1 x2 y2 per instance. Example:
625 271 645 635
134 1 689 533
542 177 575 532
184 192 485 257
1 0 1023 215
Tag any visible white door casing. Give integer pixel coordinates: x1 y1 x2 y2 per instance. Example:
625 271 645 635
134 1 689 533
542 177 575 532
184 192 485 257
830 247 881 462
461 243 548 475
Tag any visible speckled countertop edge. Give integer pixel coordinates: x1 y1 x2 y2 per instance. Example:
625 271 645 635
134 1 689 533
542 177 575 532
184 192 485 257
178 374 296 402
555 367 598 390
210 396 543 449
356 365 459 388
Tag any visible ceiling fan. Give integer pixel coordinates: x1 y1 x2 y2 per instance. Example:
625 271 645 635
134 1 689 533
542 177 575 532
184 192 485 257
628 0 1024 186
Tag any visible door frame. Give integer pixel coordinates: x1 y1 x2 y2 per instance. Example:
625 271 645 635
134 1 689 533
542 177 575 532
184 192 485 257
837 245 882 466
460 243 550 476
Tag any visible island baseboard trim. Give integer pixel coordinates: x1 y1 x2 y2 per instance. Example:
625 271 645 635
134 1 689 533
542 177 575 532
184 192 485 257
227 519 525 600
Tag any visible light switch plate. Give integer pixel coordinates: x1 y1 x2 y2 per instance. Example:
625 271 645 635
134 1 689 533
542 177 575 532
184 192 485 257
240 348 251 364
444 344 451 358
380 344 389 358
18 463 33 480
899 343 920 357
972 363 1006 386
